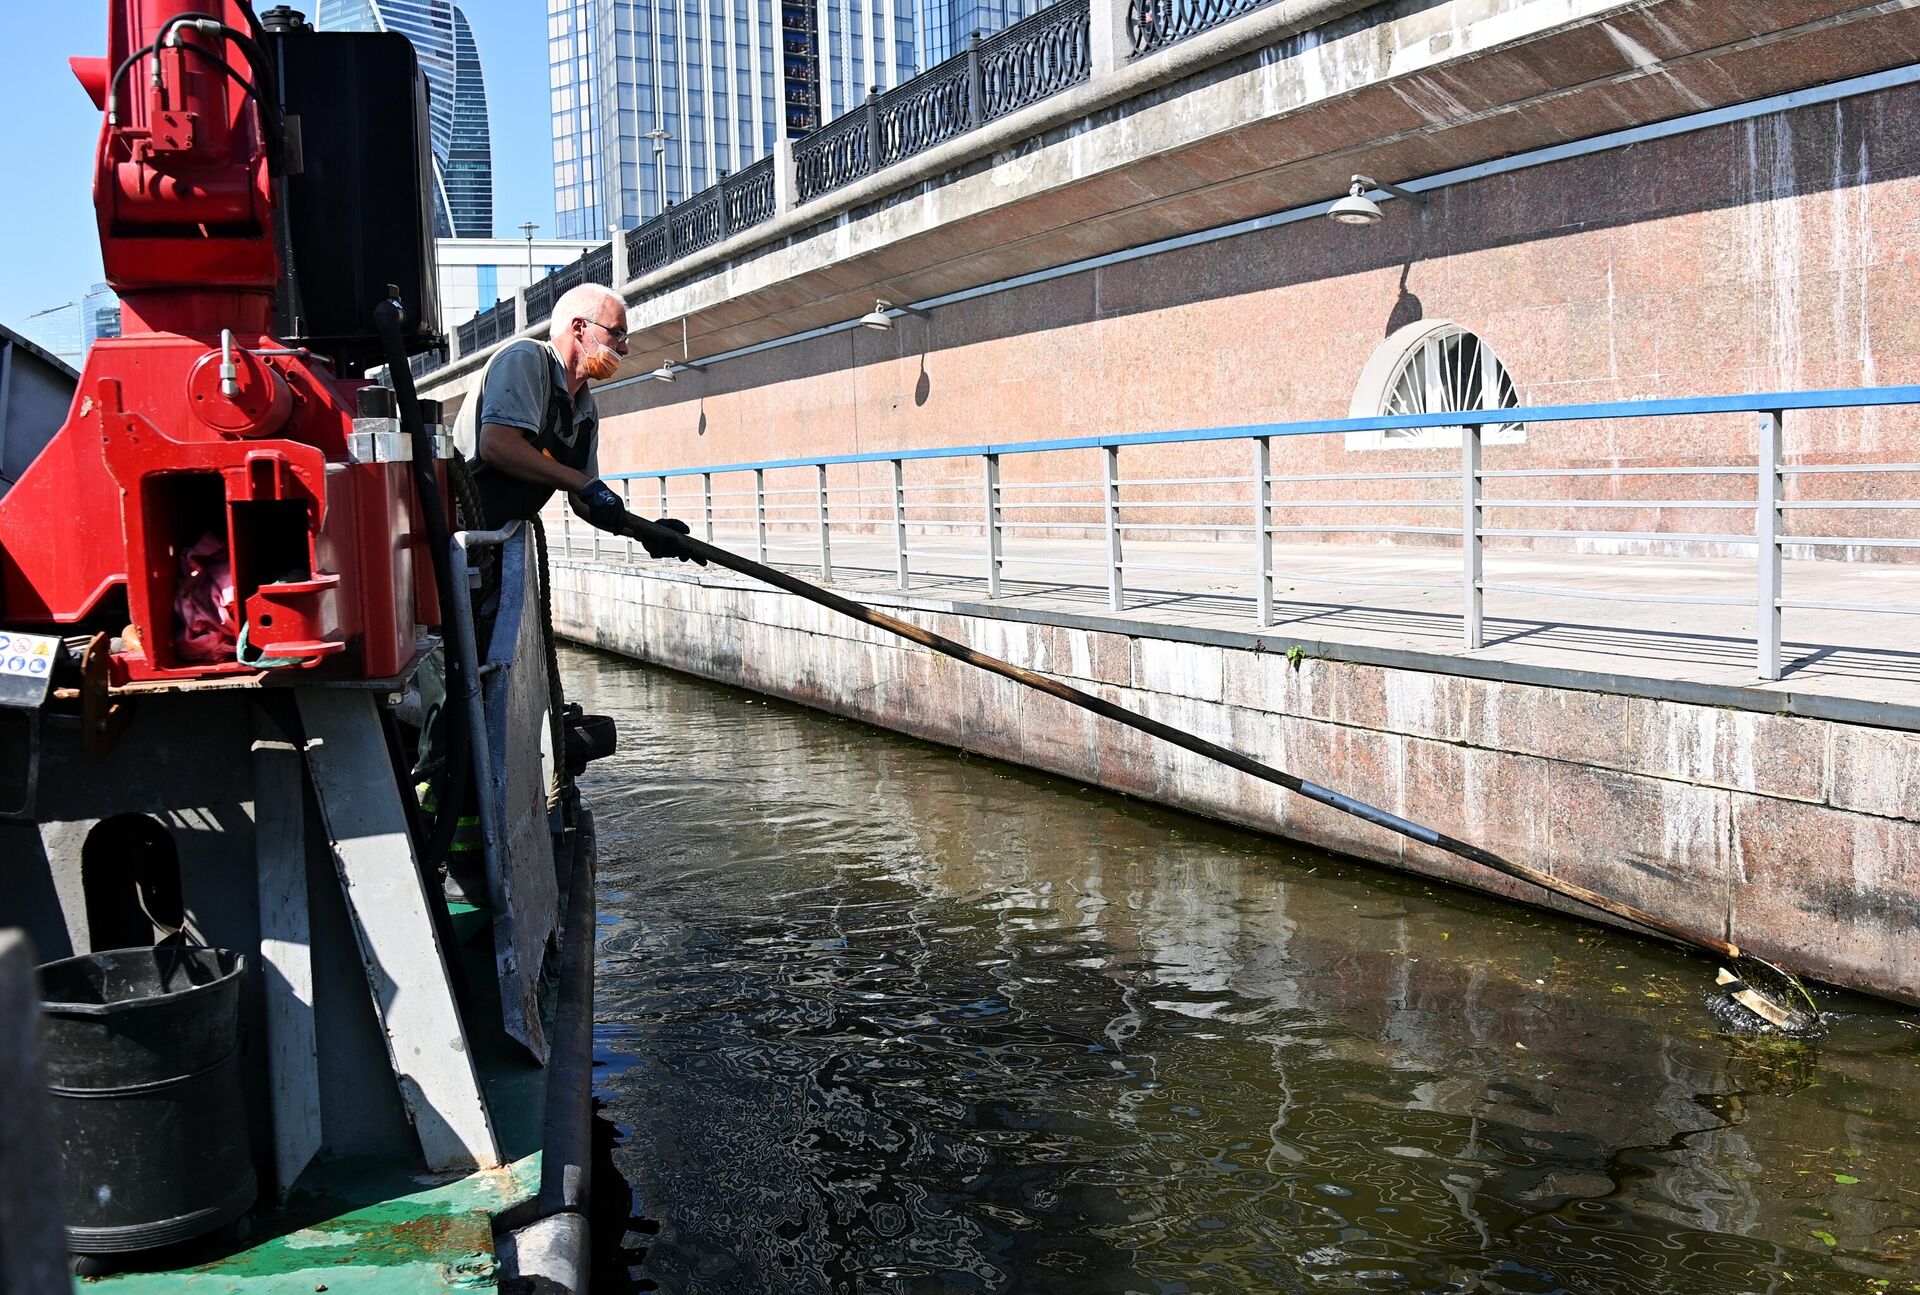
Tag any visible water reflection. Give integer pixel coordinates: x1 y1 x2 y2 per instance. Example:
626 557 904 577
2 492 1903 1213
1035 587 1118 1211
571 647 1920 1294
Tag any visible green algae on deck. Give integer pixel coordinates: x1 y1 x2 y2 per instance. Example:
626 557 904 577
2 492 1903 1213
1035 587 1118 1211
81 1150 541 1292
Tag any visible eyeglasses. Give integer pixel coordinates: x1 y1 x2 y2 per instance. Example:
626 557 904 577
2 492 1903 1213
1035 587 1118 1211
583 318 629 344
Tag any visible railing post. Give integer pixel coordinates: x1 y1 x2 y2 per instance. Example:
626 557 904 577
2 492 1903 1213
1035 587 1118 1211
754 467 768 564
657 475 669 523
966 33 984 127
1462 423 1483 650
1103 444 1123 612
772 139 799 215
1255 437 1272 628
608 226 629 289
892 459 909 590
816 462 833 579
1757 410 1784 680
1088 0 1129 77
983 454 1003 597
864 87 882 175
512 286 528 336
621 480 634 561
562 499 574 554
701 472 714 542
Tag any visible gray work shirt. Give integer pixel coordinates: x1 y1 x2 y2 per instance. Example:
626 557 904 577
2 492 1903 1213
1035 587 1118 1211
460 339 601 527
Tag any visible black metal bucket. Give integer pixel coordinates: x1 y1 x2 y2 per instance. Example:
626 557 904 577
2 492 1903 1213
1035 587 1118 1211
36 946 256 1254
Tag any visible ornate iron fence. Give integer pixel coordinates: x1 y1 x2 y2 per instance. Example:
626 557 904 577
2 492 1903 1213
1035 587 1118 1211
625 154 780 277
1129 0 1273 56
455 297 517 356
524 275 556 327
877 61 975 166
581 242 615 286
801 0 1090 201
724 155 779 229
668 187 728 257
627 218 672 277
981 0 1090 119
794 105 874 202
527 249 608 327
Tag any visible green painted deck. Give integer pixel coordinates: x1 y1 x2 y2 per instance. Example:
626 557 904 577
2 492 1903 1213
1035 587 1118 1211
81 905 555 1293
85 1154 541 1293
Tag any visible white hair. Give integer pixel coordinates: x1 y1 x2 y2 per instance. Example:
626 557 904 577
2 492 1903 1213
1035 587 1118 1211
549 283 627 341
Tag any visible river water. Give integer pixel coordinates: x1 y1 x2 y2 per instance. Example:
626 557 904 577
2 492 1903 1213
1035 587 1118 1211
567 646 1920 1294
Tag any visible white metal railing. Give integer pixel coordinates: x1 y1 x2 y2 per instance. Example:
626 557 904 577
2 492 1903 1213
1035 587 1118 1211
544 387 1920 682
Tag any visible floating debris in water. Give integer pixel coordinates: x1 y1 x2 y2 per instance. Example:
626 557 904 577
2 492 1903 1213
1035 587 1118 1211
1708 963 1826 1039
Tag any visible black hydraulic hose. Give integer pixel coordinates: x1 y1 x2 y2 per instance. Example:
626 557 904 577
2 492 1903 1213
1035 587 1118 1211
106 12 286 174
374 298 468 875
106 14 222 123
233 0 270 49
184 23 287 176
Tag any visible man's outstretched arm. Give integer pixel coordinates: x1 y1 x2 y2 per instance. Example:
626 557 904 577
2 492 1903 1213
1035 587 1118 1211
477 421 593 496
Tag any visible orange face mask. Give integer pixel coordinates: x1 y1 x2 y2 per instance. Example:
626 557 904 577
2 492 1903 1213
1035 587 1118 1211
583 343 621 381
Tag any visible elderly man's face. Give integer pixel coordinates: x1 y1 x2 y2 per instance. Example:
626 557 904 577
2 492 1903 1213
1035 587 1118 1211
580 304 629 356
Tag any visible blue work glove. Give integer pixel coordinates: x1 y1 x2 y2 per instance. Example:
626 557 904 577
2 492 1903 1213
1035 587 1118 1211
576 478 630 534
638 517 707 566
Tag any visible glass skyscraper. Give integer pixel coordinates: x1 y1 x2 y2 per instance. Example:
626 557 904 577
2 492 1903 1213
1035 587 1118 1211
554 0 1027 238
18 283 122 370
316 0 495 238
915 0 1053 67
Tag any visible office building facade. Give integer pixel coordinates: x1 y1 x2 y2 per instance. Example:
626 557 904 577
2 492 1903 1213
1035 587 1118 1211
915 0 1052 67
554 0 1050 238
436 237 597 326
16 283 122 370
317 0 495 238
552 0 794 237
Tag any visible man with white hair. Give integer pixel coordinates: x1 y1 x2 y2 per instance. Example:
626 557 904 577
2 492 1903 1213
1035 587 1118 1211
422 284 699 881
461 281 696 562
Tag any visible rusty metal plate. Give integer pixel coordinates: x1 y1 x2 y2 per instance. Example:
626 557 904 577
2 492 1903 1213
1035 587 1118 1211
481 529 560 1062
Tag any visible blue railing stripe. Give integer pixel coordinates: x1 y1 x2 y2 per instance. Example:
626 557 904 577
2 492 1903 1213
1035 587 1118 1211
605 385 1920 481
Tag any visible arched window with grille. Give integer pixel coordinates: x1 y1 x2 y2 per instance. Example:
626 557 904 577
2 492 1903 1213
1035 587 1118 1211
1347 320 1524 449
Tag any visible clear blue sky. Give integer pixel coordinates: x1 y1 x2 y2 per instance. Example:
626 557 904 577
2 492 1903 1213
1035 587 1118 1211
0 1 555 329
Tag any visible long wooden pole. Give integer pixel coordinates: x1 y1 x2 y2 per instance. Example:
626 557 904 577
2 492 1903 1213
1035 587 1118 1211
623 518 1741 962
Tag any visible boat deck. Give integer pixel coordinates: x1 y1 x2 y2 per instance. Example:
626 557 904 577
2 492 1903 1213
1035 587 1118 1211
88 906 551 1293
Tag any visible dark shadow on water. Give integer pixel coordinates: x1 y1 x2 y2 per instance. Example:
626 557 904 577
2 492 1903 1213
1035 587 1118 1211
589 1096 659 1292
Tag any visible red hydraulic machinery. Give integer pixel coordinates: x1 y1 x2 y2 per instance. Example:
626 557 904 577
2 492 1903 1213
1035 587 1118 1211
0 0 445 685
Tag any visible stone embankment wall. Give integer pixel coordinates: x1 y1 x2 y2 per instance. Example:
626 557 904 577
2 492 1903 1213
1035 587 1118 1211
554 559 1920 1006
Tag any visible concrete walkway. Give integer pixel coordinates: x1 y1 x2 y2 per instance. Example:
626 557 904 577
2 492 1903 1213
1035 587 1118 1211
554 527 1920 726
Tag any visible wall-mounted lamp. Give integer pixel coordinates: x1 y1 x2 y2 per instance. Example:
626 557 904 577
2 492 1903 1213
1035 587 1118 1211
1327 174 1427 227
647 319 702 381
858 299 931 331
